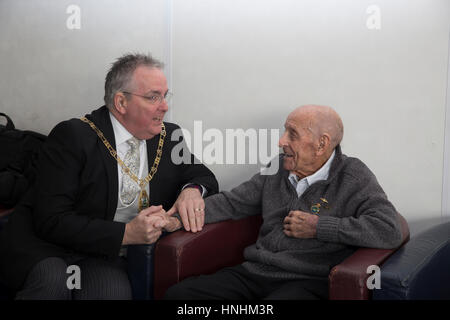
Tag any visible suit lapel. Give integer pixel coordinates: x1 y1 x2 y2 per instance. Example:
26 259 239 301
86 106 118 220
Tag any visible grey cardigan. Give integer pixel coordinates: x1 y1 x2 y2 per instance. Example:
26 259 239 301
204 145 403 280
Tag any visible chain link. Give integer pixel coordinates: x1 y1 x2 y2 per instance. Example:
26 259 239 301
80 117 166 189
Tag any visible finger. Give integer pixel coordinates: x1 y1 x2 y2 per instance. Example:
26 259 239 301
141 205 163 216
195 209 204 231
288 210 301 218
195 212 201 232
198 200 205 230
298 211 312 218
295 211 305 218
186 203 197 233
146 215 162 227
290 210 304 217
178 204 190 231
153 218 169 229
193 199 204 231
154 219 167 229
147 210 166 219
148 205 163 213
290 212 306 222
166 206 177 216
199 207 205 230
285 216 299 225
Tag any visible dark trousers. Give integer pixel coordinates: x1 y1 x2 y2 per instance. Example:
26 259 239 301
164 264 328 300
15 256 132 300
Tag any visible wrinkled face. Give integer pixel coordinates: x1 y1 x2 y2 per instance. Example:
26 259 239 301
122 66 169 140
278 113 319 177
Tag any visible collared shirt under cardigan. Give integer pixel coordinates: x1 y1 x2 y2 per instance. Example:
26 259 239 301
288 150 335 198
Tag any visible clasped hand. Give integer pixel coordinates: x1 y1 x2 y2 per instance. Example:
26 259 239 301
122 205 179 245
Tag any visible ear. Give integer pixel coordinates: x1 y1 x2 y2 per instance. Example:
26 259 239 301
113 92 128 115
317 134 331 155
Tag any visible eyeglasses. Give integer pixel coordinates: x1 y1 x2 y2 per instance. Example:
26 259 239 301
122 91 173 105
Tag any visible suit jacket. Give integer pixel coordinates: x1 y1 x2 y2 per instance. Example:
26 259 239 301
0 106 218 290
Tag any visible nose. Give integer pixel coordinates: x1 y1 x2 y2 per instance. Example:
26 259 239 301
159 99 169 112
279 131 288 148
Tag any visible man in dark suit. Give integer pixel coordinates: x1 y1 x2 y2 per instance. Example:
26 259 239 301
0 53 218 299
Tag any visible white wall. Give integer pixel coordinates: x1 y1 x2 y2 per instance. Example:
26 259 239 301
0 0 167 133
1 0 449 230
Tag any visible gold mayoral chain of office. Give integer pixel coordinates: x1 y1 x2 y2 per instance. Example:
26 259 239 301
80 116 166 212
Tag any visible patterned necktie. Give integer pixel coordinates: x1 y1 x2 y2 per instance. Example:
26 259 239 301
120 137 140 205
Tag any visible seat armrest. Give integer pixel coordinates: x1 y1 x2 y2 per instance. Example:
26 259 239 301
373 221 450 300
329 247 398 300
329 213 409 300
154 215 261 300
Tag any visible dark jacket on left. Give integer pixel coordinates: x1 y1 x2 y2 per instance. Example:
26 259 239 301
0 106 218 291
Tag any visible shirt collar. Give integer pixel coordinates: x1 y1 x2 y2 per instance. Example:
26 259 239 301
289 150 336 186
109 112 134 146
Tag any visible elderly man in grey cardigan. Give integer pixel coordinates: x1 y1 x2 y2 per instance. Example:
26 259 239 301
165 105 403 300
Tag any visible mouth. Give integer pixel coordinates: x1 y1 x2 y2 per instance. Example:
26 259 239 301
282 149 294 158
153 117 163 122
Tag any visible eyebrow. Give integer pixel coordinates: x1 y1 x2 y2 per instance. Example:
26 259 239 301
284 123 299 135
144 89 169 96
284 122 295 129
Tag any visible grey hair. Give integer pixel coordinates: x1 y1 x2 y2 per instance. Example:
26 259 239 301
104 53 164 109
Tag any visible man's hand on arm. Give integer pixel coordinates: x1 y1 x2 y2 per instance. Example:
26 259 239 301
283 210 319 239
167 186 205 233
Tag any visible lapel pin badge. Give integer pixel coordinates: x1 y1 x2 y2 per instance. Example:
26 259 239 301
311 203 321 214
